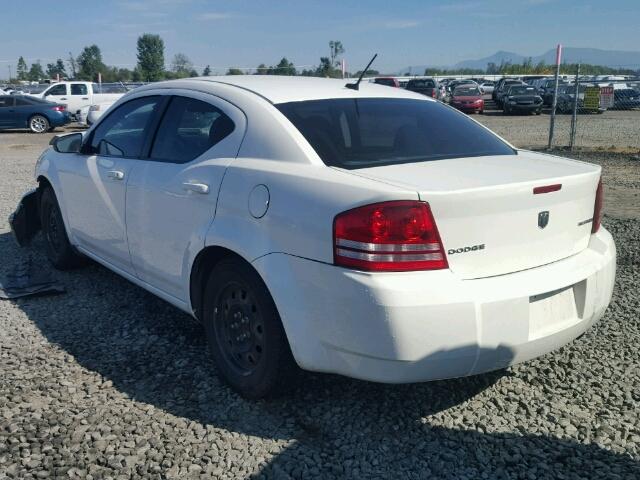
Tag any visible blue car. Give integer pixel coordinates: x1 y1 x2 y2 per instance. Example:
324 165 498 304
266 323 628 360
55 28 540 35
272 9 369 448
0 95 71 133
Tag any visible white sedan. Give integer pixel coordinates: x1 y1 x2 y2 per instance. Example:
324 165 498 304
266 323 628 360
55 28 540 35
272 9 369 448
10 76 616 398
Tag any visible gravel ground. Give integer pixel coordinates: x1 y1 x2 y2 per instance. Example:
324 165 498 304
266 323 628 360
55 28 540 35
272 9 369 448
0 131 639 479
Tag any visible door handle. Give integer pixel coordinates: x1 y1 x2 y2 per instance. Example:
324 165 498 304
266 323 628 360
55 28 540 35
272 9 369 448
60 97 67 100
82 97 89 100
107 170 125 180
182 182 209 194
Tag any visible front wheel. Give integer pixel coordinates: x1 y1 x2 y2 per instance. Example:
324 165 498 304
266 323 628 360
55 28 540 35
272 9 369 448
203 258 296 398
29 115 50 134
40 187 85 269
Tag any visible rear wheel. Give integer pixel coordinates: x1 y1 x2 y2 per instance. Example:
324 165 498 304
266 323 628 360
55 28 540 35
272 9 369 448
40 187 85 269
203 258 296 398
29 115 50 134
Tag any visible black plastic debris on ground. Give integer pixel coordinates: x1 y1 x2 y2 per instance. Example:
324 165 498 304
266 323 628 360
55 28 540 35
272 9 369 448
0 256 65 299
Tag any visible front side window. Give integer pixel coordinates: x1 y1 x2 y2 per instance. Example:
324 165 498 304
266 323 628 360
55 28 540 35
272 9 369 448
90 96 160 158
46 84 67 96
71 84 88 95
150 96 235 163
277 98 514 169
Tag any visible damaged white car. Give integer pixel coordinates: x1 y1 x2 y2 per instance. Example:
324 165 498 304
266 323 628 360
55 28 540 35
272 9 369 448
10 76 616 398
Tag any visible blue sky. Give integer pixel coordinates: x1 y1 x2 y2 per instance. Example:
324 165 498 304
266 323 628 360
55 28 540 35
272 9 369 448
1 0 639 76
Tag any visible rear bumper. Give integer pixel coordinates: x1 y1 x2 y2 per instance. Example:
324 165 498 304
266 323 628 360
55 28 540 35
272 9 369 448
254 228 616 383
9 189 40 246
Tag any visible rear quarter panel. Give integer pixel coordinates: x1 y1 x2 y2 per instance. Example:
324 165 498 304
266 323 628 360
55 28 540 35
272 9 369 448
205 160 417 264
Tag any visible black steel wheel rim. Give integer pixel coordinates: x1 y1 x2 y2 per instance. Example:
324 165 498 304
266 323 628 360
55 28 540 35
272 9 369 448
213 281 265 376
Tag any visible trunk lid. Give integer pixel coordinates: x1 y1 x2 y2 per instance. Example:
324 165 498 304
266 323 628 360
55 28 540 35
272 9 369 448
348 151 600 279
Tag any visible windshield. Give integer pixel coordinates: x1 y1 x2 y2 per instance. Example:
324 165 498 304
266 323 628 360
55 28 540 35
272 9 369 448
276 98 515 169
454 87 481 96
509 86 537 95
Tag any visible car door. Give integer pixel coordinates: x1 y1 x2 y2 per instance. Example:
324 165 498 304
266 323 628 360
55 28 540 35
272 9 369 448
56 95 165 274
125 91 246 301
67 83 91 116
42 83 68 107
0 96 15 127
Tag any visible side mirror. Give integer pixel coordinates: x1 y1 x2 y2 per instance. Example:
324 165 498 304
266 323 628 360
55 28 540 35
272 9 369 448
50 133 83 153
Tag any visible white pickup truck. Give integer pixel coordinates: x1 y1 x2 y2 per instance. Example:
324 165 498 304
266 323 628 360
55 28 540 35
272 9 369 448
31 81 127 122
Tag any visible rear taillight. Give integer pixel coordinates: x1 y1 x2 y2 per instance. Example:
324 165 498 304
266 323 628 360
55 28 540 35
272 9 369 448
592 177 603 233
333 201 448 272
431 89 437 98
52 105 65 112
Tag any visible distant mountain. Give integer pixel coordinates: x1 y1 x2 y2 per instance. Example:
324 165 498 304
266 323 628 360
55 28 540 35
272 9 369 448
400 48 640 74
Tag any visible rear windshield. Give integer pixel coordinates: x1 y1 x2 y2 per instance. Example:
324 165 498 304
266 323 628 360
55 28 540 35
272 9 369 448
276 98 515 169
408 79 435 88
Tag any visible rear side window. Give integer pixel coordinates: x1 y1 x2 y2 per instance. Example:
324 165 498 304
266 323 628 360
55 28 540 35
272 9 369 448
71 84 88 95
150 96 235 163
0 97 14 107
90 96 160 158
15 97 33 106
277 98 514 169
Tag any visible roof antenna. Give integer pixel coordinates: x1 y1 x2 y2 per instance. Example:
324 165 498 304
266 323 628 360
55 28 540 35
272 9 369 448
346 54 378 90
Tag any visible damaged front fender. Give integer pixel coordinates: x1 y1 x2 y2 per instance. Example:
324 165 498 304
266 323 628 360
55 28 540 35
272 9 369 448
9 189 41 247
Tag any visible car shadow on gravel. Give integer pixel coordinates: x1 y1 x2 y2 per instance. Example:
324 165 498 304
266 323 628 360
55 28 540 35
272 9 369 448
2 231 639 478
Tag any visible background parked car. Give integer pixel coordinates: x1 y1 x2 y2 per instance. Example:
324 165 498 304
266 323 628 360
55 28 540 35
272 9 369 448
86 101 115 125
612 89 640 110
494 79 526 107
502 85 543 115
0 95 70 133
30 81 127 122
554 84 606 114
541 82 569 106
373 77 400 88
406 78 442 99
478 81 495 94
446 79 478 97
450 85 484 113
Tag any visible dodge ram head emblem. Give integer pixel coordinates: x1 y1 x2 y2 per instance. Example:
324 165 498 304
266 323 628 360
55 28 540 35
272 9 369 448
538 211 550 229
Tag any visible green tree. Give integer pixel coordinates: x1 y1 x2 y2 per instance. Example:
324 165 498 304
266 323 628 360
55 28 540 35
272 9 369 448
136 33 165 81
77 45 106 81
329 40 344 67
27 61 45 82
16 56 28 81
316 57 333 77
46 59 66 79
226 68 244 75
202 65 212 76
255 63 268 74
273 57 296 75
171 53 193 78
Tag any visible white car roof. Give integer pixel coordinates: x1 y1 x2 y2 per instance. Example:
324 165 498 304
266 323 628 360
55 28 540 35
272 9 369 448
162 75 431 104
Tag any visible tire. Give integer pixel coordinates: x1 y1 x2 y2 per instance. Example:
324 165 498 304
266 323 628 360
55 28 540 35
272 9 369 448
29 115 50 134
503 105 510 115
40 187 85 269
203 258 297 399
535 109 542 115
